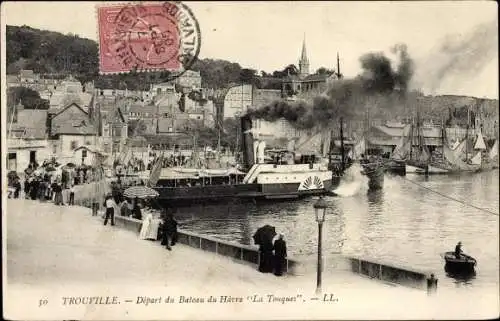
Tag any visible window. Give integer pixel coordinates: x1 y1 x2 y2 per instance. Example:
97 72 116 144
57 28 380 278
30 151 37 163
70 141 78 150
7 153 17 171
82 150 87 158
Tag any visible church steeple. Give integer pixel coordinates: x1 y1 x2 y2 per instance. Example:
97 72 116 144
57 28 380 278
299 34 309 78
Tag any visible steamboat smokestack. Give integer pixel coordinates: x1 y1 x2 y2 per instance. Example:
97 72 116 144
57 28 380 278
241 115 255 170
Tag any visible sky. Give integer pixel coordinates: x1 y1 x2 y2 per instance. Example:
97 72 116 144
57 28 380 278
2 1 498 98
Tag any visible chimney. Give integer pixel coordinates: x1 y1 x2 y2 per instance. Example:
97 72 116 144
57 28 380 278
240 115 255 170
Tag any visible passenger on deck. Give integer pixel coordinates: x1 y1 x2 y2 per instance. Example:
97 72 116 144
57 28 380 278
455 241 463 259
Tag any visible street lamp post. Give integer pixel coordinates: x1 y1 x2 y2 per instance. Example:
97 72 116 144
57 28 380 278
314 196 328 295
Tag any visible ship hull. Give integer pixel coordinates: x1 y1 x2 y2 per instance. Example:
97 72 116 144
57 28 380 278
385 160 406 176
153 179 334 206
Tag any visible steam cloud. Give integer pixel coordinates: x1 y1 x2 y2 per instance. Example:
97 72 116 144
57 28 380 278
415 20 498 95
246 44 414 129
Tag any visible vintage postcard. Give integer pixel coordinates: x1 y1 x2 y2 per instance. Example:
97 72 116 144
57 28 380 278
2 1 499 320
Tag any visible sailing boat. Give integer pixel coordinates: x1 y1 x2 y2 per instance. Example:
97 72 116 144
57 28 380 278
420 115 483 174
471 129 499 171
389 119 431 174
488 139 499 169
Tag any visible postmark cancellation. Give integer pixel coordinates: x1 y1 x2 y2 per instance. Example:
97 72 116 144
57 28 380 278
97 1 201 79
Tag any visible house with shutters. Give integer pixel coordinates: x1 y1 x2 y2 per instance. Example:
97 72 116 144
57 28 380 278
6 102 51 172
48 102 98 164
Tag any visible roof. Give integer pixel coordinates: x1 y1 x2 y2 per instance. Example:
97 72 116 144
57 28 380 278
50 103 96 136
51 102 88 118
10 109 48 139
6 75 18 83
128 103 157 114
302 74 332 82
9 124 46 140
282 74 301 82
20 70 35 78
49 92 92 111
51 120 96 136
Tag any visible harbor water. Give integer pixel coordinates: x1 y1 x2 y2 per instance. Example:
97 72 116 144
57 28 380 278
174 166 499 292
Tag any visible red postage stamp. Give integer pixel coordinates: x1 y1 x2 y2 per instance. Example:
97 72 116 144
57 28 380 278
97 1 200 76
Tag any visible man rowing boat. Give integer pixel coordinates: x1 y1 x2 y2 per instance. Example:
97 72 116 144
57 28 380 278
454 241 463 259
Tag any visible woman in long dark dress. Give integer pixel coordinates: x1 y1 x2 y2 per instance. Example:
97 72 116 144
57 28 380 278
273 235 287 276
132 197 142 220
258 240 275 273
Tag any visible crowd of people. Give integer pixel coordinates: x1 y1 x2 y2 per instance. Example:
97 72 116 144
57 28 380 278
147 154 190 170
7 160 102 205
104 191 179 252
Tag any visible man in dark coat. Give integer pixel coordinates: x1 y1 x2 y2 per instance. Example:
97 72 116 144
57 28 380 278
13 178 21 199
273 234 287 276
455 241 463 259
30 178 39 200
24 177 30 199
162 212 178 251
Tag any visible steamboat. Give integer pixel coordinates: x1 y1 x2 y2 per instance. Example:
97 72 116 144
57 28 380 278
152 116 337 205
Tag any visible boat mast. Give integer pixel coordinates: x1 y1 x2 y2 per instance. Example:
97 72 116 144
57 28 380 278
465 107 470 162
441 118 445 161
235 116 240 162
217 118 222 167
340 117 345 171
409 117 413 160
416 103 421 157
328 129 333 167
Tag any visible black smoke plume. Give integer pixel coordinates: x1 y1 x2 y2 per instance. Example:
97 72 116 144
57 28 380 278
246 44 414 129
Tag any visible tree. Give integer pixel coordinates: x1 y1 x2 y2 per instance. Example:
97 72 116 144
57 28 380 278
239 68 257 84
284 64 299 75
316 67 335 75
271 64 299 78
7 86 49 110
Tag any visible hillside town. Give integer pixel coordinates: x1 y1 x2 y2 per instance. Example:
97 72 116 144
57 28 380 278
4 3 499 320
7 36 499 177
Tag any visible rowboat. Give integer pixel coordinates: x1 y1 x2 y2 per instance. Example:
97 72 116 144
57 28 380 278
443 251 477 274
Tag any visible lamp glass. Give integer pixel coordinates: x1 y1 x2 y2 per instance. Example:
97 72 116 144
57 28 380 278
314 197 327 223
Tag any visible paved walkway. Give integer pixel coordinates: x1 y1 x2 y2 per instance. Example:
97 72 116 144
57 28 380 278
4 199 497 320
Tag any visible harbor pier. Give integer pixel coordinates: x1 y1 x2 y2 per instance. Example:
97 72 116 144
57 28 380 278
6 198 494 320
